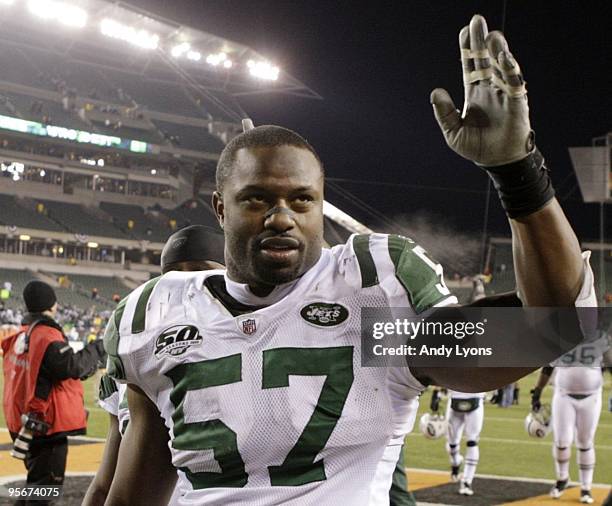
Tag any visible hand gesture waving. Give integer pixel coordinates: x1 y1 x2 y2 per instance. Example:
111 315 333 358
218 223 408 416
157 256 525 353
431 15 533 166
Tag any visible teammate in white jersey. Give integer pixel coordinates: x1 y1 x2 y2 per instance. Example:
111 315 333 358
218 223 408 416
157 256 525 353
82 225 223 506
444 390 486 496
531 334 609 504
104 14 595 506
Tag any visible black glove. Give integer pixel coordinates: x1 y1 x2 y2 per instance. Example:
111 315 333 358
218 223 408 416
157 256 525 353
530 387 542 412
76 339 106 380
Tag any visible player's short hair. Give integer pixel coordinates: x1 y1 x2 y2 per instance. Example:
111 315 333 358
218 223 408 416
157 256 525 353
216 125 323 191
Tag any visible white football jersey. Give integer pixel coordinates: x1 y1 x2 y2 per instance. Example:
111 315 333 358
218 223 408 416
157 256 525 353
104 234 456 506
553 367 603 395
550 332 608 395
98 373 130 436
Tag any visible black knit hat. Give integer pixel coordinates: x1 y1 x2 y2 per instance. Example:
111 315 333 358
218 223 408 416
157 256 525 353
23 280 57 313
161 225 224 270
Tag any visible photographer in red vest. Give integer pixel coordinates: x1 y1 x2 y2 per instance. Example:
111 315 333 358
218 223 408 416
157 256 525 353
2 281 105 502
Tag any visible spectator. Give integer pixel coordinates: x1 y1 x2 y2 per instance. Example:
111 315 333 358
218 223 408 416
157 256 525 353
499 383 515 408
1 281 105 504
0 286 10 303
1 281 12 303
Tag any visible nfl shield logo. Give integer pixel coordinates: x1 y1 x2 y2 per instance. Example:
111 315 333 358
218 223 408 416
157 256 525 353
241 318 257 335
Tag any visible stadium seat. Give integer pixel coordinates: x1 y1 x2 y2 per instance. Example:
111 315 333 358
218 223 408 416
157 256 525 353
45 272 130 301
153 120 224 153
99 201 173 243
1 91 90 130
0 268 35 310
0 194 66 232
103 71 204 118
161 199 221 231
37 199 129 239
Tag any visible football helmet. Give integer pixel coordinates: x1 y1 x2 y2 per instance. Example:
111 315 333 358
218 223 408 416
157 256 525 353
419 412 447 439
525 404 552 438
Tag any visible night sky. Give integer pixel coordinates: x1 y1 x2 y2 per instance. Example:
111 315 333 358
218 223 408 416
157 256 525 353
131 0 610 244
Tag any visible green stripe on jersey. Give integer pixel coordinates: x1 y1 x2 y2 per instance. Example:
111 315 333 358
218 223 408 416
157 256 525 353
389 443 416 506
131 276 161 334
104 297 127 381
98 373 118 401
388 235 448 314
353 234 378 288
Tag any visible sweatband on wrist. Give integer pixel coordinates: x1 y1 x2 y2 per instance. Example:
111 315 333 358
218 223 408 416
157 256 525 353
483 148 555 219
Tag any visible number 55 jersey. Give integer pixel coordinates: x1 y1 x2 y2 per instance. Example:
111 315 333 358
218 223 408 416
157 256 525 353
104 234 457 505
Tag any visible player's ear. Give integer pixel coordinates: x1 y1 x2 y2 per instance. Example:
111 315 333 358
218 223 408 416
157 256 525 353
212 191 224 229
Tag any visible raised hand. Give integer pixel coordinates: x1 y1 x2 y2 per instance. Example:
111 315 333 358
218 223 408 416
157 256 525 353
431 15 533 166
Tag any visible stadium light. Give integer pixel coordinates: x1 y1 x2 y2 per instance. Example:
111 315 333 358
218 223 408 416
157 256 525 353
171 42 190 58
247 60 279 81
223 60 233 69
19 235 31 241
1 161 25 179
27 0 87 28
171 43 201 62
187 50 201 62
87 241 99 248
40 169 46 176
100 18 159 49
206 52 228 66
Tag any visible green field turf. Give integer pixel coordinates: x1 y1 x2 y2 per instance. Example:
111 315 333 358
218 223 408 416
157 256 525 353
408 373 612 484
1 364 610 484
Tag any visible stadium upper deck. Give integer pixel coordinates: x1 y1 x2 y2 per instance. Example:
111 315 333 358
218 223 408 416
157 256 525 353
0 0 332 275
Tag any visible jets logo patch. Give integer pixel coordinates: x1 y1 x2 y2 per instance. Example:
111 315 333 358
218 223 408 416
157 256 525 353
300 302 349 327
155 325 202 357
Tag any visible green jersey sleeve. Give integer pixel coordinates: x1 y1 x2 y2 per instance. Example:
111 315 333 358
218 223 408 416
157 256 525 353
349 233 456 313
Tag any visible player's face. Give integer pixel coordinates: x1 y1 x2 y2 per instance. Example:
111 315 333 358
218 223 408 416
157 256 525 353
214 145 324 295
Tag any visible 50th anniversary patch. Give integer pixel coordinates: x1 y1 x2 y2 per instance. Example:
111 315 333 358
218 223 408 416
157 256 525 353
155 325 203 357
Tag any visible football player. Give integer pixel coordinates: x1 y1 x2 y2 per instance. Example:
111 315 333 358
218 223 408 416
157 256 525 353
104 15 596 506
531 333 609 504
82 225 224 506
445 390 486 496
